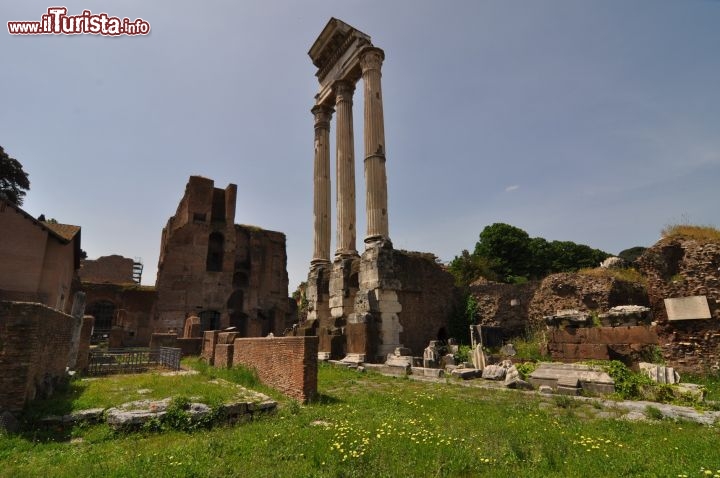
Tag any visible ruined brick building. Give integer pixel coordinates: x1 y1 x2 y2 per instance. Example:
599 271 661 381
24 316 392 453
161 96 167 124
154 176 292 337
0 197 81 313
79 176 294 345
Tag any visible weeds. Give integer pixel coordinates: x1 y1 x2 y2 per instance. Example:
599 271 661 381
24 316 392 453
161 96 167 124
661 224 720 242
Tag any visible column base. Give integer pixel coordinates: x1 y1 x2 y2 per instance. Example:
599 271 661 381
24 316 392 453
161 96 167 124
364 236 392 248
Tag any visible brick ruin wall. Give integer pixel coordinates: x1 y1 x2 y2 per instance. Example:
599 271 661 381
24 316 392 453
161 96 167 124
79 255 136 284
546 326 659 363
83 283 157 347
155 177 292 337
0 301 80 412
231 336 318 403
638 237 720 373
391 251 459 355
469 279 540 339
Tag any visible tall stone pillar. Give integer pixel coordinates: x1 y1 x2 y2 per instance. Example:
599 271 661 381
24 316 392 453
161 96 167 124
334 80 358 257
311 104 333 266
360 47 390 245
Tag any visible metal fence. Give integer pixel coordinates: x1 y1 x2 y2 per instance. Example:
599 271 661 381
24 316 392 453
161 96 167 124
87 347 181 376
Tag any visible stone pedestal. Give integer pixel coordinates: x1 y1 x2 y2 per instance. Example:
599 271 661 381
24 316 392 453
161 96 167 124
329 255 360 321
306 263 331 324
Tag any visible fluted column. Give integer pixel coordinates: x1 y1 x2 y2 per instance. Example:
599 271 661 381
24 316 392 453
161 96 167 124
360 47 390 245
334 80 358 257
311 104 334 266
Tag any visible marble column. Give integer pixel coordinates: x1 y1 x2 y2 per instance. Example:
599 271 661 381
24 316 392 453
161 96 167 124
311 104 334 266
334 80 358 257
360 47 390 245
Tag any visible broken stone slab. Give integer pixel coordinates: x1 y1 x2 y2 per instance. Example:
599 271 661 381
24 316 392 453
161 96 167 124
385 355 413 368
528 363 614 395
411 367 444 378
61 408 105 425
450 368 481 380
106 408 166 428
676 383 705 402
639 362 680 384
500 344 517 356
544 309 591 327
481 364 506 380
505 377 533 390
341 353 366 364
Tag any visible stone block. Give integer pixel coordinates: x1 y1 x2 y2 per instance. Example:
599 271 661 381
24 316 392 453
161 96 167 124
214 344 234 368
217 332 239 345
450 368 480 380
481 365 506 380
665 296 711 321
411 367 445 378
557 385 580 396
201 330 219 364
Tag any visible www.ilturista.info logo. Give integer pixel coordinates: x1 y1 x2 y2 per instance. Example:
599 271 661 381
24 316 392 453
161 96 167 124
8 7 150 36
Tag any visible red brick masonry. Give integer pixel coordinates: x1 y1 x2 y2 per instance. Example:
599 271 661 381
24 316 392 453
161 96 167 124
547 326 659 361
0 301 79 411
232 336 318 403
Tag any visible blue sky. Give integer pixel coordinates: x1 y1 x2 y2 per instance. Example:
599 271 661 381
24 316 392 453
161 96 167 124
3 0 719 289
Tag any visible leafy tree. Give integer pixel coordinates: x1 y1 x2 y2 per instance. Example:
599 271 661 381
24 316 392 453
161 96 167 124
474 223 532 280
452 223 611 284
527 237 553 278
447 249 496 287
0 146 30 206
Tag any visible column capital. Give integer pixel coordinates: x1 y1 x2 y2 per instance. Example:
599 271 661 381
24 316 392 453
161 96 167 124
359 47 385 73
333 80 356 103
311 104 334 130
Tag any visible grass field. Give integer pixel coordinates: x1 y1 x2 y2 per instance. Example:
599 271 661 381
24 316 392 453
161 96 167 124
1 363 719 478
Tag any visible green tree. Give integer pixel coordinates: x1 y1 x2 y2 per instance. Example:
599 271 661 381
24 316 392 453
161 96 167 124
0 146 30 206
447 249 496 287
474 223 532 280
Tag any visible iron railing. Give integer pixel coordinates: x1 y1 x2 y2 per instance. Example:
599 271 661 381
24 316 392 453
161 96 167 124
86 347 181 376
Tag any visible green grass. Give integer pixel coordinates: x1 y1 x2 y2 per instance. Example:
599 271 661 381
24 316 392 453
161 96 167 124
578 266 646 284
2 364 720 477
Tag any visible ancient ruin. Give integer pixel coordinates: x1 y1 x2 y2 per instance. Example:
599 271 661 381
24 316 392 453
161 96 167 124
302 19 456 362
155 176 293 337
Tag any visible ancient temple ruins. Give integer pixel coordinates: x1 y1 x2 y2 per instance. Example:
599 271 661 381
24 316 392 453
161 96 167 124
303 19 456 362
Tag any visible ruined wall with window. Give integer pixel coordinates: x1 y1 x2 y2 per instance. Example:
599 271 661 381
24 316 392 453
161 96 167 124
155 176 292 338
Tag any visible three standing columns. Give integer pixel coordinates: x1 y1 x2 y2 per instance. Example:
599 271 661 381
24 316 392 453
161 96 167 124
311 46 390 263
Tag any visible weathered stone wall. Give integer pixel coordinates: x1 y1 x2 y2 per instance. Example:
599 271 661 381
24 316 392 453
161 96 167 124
155 176 291 337
469 279 540 338
232 336 318 403
82 283 157 347
528 272 649 329
392 251 458 355
638 237 720 372
79 255 136 284
546 326 659 362
0 301 79 412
